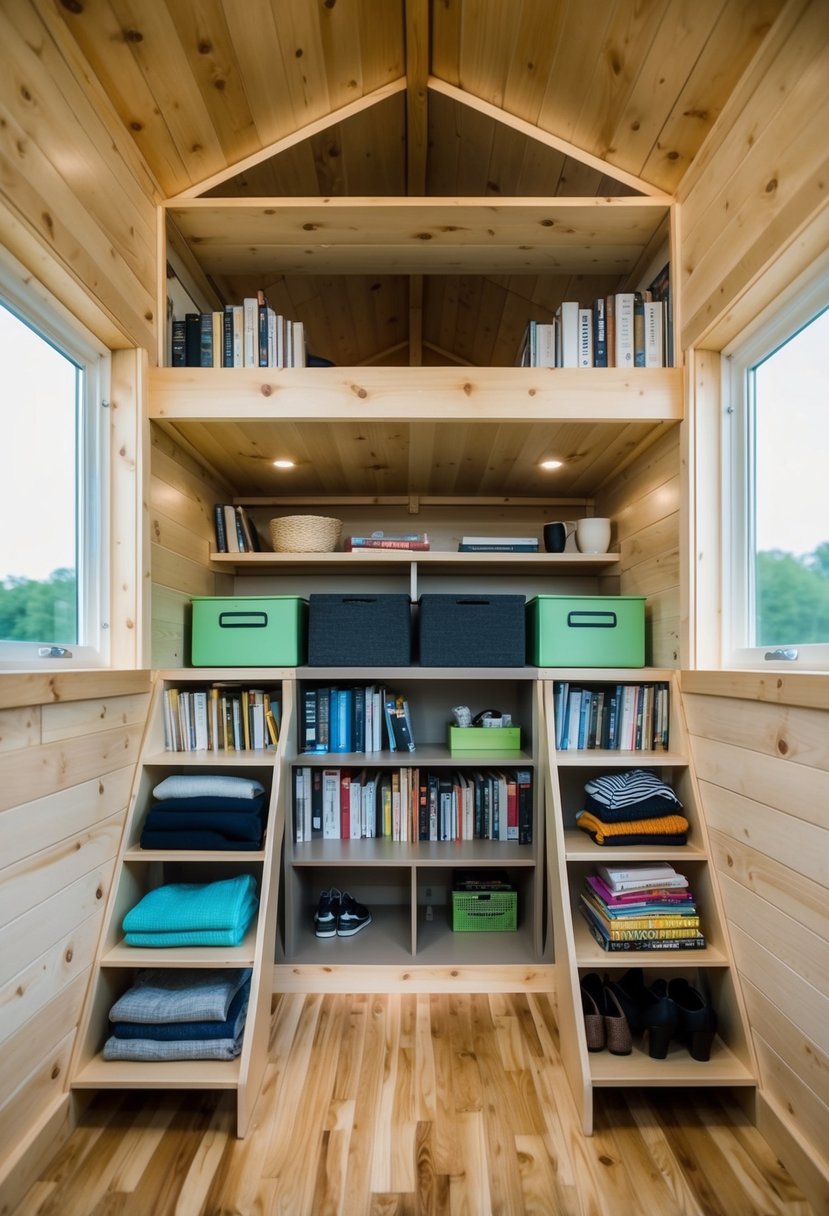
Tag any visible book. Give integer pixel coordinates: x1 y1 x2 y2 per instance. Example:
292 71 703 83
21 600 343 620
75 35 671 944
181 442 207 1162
644 300 664 367
581 910 706 952
462 536 538 545
592 298 607 367
555 300 579 367
578 308 593 367
345 538 430 551
184 312 201 367
213 503 228 552
458 542 539 552
171 318 186 367
614 293 635 367
223 503 241 553
633 292 646 367
243 297 258 367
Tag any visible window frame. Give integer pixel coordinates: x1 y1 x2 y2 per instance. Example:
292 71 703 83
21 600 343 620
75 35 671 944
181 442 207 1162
0 266 111 670
721 267 829 671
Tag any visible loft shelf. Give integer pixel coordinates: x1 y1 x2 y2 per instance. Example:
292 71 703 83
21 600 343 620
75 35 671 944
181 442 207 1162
209 551 621 574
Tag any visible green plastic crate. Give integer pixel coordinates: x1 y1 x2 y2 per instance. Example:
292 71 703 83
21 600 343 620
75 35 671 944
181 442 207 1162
526 595 645 667
451 890 517 932
191 596 307 666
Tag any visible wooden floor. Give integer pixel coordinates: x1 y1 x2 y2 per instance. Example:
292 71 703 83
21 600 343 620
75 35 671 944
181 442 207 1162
11 992 813 1216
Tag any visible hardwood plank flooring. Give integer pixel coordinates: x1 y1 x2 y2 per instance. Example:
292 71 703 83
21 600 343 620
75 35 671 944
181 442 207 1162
11 993 814 1216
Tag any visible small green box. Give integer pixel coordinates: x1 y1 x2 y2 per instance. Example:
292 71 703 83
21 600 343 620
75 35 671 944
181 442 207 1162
452 890 517 932
526 595 646 667
191 596 307 666
447 725 521 754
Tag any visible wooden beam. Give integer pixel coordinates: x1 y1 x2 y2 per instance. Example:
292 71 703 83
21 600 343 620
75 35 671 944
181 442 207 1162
409 274 423 365
427 77 671 200
405 0 429 195
168 78 408 201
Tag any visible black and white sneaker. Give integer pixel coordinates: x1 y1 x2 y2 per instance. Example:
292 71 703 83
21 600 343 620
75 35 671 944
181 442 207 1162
314 887 342 938
337 891 372 937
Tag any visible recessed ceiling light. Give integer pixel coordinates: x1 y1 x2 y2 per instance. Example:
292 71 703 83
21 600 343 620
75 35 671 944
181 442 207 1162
540 459 563 470
272 459 295 469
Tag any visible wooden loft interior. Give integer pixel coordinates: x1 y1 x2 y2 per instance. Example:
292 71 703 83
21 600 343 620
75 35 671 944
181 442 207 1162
55 0 783 369
50 0 783 504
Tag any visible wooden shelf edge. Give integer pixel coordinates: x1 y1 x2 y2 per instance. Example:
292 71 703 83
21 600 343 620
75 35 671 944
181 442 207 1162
588 1037 755 1087
272 962 555 994
72 1057 240 1089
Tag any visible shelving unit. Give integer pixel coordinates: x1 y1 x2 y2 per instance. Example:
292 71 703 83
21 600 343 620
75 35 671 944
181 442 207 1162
69 669 293 1138
541 667 756 1135
277 670 549 990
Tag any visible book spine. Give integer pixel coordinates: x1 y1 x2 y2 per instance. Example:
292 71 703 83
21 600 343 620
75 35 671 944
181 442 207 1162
199 312 213 367
345 540 431 550
223 307 234 367
582 912 706 951
633 292 646 367
644 300 663 367
458 544 539 552
185 313 201 366
592 298 607 367
614 293 635 367
213 503 228 552
578 307 593 367
171 319 187 367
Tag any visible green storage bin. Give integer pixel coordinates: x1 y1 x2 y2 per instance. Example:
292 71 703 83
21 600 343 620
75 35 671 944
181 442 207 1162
191 596 307 666
527 595 645 667
447 725 521 754
451 889 517 932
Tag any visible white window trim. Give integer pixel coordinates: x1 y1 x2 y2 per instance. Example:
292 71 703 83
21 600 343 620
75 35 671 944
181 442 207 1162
721 259 829 672
0 255 111 670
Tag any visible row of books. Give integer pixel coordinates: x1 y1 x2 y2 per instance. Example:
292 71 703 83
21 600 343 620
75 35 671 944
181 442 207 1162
213 504 262 553
518 279 672 370
553 681 670 751
293 765 533 844
302 685 415 754
344 532 430 551
171 291 306 369
162 684 281 752
579 862 705 952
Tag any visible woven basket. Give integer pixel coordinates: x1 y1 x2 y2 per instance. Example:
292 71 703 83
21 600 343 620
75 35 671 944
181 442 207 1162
269 515 342 553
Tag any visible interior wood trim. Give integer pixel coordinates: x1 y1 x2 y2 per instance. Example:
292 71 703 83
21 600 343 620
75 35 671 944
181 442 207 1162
680 669 829 711
426 77 672 200
167 77 408 202
405 0 429 195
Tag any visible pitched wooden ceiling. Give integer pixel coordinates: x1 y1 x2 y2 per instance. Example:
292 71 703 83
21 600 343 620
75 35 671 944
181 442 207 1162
55 0 786 366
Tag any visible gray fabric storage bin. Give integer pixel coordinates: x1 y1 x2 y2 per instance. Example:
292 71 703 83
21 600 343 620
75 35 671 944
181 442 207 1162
308 593 412 665
418 594 526 666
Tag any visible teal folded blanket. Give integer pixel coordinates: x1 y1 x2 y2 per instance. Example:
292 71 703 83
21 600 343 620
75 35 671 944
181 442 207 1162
123 875 259 947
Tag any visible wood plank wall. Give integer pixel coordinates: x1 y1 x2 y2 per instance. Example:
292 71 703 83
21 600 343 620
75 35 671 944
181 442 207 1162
681 672 829 1213
0 1 159 353
150 423 234 667
678 0 829 351
595 426 681 668
0 671 151 1212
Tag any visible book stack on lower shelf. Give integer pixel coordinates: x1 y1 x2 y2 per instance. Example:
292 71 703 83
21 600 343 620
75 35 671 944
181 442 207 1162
579 862 705 952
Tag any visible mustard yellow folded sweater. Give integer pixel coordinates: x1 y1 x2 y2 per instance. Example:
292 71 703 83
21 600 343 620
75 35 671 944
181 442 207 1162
576 809 689 845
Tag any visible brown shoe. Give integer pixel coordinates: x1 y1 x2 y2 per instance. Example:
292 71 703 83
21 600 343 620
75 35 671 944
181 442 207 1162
602 983 633 1055
580 972 606 1051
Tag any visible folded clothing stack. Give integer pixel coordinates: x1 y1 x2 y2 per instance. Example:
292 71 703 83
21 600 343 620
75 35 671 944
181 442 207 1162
103 966 251 1061
140 774 267 851
122 873 259 947
575 769 689 845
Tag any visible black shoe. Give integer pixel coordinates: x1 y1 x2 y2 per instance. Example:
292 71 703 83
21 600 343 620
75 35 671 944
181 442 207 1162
606 968 678 1059
314 887 342 938
668 977 717 1061
337 891 372 937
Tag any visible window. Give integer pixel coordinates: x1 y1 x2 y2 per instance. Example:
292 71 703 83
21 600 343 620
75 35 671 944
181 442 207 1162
0 274 109 668
723 272 829 668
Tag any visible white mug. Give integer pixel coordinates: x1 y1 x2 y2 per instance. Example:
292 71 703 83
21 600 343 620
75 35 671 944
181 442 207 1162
575 517 611 554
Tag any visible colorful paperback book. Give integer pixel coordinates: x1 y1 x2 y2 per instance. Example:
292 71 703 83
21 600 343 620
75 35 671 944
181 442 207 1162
581 911 706 952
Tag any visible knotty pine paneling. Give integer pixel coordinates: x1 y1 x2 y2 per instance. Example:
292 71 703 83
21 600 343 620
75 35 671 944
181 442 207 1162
150 422 234 667
678 0 829 350
594 426 681 666
682 679 829 1206
0 677 149 1200
0 2 159 351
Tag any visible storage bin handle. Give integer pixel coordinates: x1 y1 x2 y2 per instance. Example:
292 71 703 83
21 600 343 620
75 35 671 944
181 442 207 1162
341 597 378 604
567 610 617 629
455 598 491 606
218 610 268 628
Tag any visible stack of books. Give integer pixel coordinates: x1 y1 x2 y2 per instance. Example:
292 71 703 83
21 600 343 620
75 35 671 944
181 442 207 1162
171 290 306 369
213 504 261 553
579 862 705 952
301 685 414 754
458 535 539 553
163 684 281 752
516 267 672 370
292 765 532 844
344 532 429 551
553 681 670 751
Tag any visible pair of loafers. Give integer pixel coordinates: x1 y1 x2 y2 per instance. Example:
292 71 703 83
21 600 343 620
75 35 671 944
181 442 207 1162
581 969 717 1061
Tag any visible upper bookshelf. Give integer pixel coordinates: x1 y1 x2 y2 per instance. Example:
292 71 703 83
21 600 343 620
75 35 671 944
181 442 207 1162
148 364 683 502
